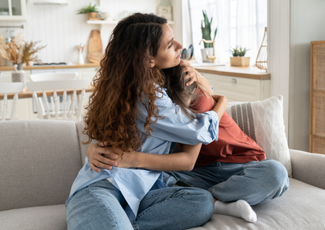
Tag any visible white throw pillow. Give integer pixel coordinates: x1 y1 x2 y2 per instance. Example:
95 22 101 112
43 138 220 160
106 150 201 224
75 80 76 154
225 95 292 177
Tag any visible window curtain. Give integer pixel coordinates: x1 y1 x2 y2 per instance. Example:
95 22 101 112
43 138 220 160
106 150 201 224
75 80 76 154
188 0 267 65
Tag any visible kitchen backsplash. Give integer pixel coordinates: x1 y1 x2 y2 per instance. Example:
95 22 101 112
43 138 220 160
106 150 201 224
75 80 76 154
0 0 158 65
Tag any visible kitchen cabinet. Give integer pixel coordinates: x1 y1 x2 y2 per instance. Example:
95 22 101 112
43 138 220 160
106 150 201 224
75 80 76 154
198 72 271 102
0 0 27 21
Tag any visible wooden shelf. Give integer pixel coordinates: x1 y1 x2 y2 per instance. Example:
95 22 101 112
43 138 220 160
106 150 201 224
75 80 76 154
87 20 174 25
87 20 118 25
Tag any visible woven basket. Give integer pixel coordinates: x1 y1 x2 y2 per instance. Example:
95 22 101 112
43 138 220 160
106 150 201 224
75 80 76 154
230 57 250 67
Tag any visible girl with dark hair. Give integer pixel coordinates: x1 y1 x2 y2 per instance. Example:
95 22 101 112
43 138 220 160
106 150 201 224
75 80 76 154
88 63 289 223
66 13 228 230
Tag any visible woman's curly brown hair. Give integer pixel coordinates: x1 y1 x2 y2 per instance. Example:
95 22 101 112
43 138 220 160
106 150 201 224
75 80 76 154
83 13 167 153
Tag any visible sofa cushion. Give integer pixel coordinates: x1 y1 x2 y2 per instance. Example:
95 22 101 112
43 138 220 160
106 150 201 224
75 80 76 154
0 120 82 211
2 178 324 230
189 178 325 230
225 96 292 177
0 204 66 230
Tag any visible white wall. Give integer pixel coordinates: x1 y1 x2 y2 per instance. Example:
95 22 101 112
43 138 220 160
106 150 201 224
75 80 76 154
0 0 183 65
269 0 325 152
289 0 325 151
267 0 290 141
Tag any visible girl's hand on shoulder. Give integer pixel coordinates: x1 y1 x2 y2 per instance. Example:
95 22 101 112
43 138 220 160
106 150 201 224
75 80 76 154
87 142 119 172
180 60 198 86
180 60 214 94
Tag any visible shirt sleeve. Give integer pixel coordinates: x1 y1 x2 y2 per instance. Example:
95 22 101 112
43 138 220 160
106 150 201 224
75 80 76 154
136 90 219 145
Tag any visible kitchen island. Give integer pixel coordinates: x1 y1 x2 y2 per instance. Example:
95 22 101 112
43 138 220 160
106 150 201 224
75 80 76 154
0 63 99 120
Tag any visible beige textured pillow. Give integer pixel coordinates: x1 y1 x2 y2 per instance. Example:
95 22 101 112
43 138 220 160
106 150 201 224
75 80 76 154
225 95 292 177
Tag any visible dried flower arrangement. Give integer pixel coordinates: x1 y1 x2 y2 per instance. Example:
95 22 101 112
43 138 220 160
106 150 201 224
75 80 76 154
0 33 24 64
0 32 46 67
22 41 46 66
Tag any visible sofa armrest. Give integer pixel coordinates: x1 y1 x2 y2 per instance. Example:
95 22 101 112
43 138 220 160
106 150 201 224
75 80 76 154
290 149 325 189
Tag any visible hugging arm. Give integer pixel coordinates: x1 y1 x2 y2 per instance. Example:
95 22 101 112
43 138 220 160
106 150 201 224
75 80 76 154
87 96 227 172
88 142 202 172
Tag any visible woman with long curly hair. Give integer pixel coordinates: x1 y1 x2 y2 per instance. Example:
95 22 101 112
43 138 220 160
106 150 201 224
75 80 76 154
66 13 228 230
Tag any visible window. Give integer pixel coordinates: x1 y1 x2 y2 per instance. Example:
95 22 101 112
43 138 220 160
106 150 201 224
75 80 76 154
188 0 267 65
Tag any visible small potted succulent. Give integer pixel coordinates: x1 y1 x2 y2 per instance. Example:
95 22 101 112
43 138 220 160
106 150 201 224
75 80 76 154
77 3 101 20
230 46 250 67
200 10 218 63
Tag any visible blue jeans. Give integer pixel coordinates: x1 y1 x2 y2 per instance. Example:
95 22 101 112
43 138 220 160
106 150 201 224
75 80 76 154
166 159 289 205
66 179 214 230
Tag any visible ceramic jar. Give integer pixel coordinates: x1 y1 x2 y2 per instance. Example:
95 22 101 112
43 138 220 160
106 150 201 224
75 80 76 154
12 63 26 90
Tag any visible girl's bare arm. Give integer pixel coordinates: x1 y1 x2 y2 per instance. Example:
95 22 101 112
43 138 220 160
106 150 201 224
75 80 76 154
87 142 202 172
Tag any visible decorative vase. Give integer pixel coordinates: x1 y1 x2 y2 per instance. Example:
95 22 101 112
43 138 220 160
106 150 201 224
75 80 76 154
87 12 97 20
12 63 26 90
78 51 84 65
201 48 214 63
230 57 250 67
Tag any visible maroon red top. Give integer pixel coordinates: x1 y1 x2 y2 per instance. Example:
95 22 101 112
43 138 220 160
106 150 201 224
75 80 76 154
191 91 266 168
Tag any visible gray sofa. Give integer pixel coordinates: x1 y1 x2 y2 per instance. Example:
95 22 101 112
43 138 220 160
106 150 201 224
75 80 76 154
1 120 325 230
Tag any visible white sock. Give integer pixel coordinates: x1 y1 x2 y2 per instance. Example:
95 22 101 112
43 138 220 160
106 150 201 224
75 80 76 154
214 200 257 223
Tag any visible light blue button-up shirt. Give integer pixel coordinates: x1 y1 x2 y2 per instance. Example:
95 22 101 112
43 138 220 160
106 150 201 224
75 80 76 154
66 88 219 221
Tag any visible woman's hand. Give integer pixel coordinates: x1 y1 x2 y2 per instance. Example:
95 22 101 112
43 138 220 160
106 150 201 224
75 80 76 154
87 143 137 172
87 142 119 172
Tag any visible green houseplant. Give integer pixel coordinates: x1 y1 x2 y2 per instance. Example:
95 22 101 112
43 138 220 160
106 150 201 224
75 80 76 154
200 10 218 62
230 46 250 67
77 3 101 20
201 10 217 48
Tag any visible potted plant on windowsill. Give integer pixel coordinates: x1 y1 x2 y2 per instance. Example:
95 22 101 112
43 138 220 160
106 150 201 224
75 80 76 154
77 3 101 20
200 10 218 63
230 46 250 67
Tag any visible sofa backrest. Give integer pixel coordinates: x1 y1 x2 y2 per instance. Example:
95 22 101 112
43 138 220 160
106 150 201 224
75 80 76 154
75 120 97 165
0 120 82 211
